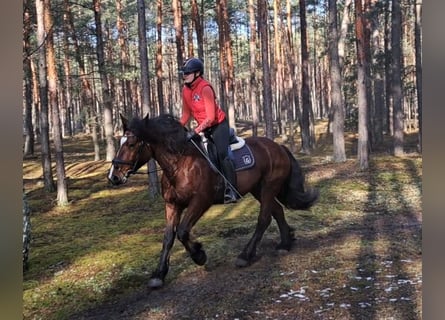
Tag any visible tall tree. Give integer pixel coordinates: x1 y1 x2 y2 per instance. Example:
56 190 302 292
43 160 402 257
414 0 422 152
391 0 404 156
44 0 68 205
156 0 165 114
191 0 204 58
299 0 315 153
35 0 55 192
137 0 150 117
328 0 346 162
355 0 369 169
137 0 160 198
116 0 133 116
248 0 259 136
93 0 116 161
172 0 185 71
258 0 273 139
23 0 34 156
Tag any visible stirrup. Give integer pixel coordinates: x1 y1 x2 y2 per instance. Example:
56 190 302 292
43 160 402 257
224 188 238 204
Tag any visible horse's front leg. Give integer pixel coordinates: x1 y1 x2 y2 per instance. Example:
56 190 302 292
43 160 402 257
148 203 181 288
176 201 210 266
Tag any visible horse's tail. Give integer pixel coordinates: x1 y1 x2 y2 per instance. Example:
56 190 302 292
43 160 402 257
277 145 319 210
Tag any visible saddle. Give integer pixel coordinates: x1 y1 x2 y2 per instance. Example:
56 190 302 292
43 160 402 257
201 128 255 172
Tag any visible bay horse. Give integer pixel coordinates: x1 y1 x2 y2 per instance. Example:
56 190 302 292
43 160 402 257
108 114 318 288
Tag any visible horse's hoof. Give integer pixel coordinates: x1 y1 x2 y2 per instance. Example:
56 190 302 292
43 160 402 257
148 277 164 288
191 250 207 266
235 257 249 268
276 243 292 252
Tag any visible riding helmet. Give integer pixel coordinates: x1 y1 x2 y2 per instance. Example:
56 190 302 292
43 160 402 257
182 57 204 75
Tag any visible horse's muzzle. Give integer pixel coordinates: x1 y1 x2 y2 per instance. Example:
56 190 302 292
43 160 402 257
108 174 126 185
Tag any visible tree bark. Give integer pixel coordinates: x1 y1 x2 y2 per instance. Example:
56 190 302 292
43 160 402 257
23 0 35 156
355 0 369 169
248 0 259 136
44 0 68 205
172 0 185 85
328 0 346 162
414 0 422 152
299 0 314 153
35 0 55 192
137 0 160 198
391 0 404 156
191 0 204 59
258 0 274 139
156 0 165 114
93 0 116 161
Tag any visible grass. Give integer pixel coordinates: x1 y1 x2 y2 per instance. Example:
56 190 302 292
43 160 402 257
22 130 422 320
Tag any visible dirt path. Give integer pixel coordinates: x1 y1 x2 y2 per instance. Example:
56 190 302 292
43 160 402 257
74 218 422 320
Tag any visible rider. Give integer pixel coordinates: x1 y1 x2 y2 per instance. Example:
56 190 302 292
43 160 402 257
179 57 239 204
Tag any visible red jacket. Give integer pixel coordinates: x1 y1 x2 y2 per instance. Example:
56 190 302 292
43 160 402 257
180 77 226 133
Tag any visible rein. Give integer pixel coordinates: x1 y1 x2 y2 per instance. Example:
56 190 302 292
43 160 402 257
189 137 243 199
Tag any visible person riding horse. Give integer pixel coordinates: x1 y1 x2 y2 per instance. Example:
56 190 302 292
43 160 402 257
179 57 239 203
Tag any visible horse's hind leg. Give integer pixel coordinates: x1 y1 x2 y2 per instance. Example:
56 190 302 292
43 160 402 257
235 191 274 267
270 199 294 251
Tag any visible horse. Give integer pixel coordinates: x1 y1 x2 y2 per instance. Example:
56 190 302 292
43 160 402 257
108 114 319 288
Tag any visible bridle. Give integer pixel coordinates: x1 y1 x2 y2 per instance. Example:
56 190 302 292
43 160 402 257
111 134 150 176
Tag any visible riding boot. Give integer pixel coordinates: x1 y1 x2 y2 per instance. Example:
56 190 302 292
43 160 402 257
221 157 239 203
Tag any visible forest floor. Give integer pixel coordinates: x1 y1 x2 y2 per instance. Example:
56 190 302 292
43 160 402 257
22 122 422 320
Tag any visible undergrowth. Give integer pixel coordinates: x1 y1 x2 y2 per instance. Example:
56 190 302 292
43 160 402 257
22 130 422 320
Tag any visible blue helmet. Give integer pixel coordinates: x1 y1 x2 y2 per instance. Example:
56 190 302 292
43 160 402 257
182 57 204 75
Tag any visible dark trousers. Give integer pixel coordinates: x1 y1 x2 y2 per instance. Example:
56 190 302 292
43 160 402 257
204 119 237 191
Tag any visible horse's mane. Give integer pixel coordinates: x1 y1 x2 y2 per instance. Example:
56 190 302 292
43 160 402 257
128 114 190 154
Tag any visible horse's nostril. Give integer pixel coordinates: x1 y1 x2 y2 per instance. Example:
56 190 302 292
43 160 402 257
109 175 121 185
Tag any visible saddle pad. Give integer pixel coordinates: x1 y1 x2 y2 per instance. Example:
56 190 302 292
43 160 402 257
230 144 255 171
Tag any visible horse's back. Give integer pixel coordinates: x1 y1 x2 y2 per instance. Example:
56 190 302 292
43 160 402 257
242 136 291 179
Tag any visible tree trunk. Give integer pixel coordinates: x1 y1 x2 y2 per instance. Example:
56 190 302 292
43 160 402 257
258 0 274 139
137 0 160 198
248 0 259 136
23 0 35 156
116 0 133 117
355 0 369 169
191 0 204 59
137 0 151 117
414 0 422 152
299 0 314 153
44 0 68 205
172 0 185 87
35 0 55 192
93 0 116 161
156 0 165 114
391 0 404 156
328 0 346 162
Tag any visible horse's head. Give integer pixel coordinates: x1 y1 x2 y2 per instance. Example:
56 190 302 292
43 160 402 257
107 115 153 185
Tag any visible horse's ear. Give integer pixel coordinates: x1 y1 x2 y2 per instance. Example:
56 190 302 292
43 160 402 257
120 113 128 131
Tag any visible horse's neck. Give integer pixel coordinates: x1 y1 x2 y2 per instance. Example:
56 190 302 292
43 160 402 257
151 146 181 178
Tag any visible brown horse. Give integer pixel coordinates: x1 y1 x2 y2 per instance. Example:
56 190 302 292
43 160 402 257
108 114 318 288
